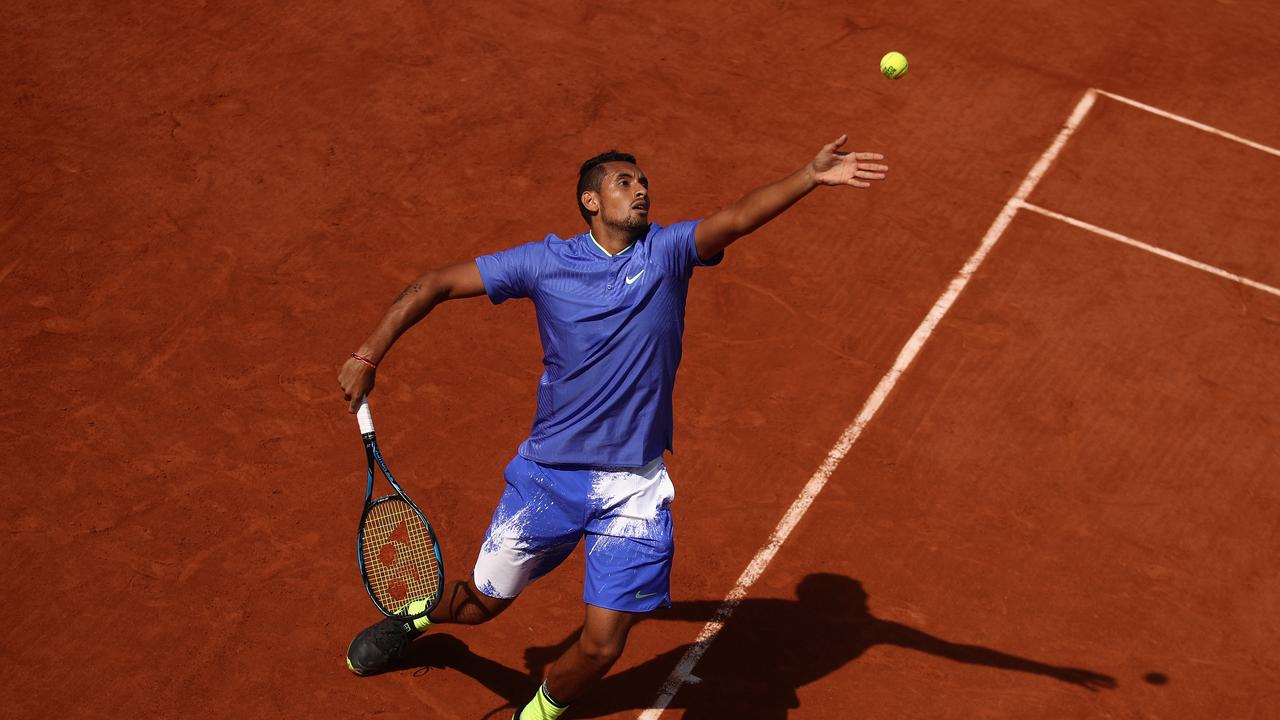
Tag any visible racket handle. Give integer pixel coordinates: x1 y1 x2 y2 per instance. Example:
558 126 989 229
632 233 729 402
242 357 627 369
356 395 375 435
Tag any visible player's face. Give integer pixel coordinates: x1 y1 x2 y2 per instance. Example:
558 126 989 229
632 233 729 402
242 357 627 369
595 162 650 232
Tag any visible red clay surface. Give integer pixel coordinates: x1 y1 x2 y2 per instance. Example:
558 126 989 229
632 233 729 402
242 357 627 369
3 1 1279 718
1028 97 1280 289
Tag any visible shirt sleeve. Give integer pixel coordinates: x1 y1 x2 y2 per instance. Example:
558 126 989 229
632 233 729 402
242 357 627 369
474 241 542 304
656 219 722 278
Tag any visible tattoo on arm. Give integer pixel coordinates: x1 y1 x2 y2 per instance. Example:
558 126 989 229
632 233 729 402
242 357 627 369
394 283 422 304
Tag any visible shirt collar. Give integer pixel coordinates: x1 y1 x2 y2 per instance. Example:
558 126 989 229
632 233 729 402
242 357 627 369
588 231 635 258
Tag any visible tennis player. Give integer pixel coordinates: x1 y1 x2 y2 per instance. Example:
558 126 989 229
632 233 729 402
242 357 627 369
338 136 887 719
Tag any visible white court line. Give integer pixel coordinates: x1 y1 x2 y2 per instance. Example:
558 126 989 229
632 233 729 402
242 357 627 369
1019 201 1280 298
637 88 1101 720
1097 89 1280 159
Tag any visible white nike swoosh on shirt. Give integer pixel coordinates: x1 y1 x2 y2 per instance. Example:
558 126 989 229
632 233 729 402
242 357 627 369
625 269 645 285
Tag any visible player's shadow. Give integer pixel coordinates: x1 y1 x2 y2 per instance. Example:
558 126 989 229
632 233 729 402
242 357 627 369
403 573 1116 718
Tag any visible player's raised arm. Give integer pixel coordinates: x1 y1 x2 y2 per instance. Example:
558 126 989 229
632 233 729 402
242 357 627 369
339 260 487 412
693 135 887 260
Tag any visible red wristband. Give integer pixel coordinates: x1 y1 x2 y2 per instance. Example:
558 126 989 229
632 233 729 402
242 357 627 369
351 352 378 370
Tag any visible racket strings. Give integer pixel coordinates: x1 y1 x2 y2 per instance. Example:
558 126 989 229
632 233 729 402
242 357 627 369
360 499 441 613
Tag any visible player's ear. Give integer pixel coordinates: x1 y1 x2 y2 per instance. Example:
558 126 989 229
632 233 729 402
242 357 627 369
581 190 600 213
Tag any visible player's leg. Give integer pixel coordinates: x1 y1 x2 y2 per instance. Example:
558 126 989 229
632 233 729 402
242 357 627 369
427 578 514 624
515 605 638 719
468 455 584 610
515 458 676 717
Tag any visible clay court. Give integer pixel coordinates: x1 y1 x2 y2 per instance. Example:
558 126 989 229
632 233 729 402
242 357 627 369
4 1 1279 718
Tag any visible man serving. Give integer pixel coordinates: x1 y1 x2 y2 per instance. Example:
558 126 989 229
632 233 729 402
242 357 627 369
338 136 887 719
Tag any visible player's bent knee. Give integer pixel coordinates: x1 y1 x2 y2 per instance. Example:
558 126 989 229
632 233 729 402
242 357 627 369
440 580 514 625
578 634 626 667
467 594 513 624
462 600 509 625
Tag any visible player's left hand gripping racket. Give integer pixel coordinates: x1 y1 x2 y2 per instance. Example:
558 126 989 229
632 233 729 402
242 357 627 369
355 396 444 621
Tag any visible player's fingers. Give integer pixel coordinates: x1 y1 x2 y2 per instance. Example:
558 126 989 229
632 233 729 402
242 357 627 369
855 152 884 160
856 170 886 179
860 163 889 172
849 179 871 188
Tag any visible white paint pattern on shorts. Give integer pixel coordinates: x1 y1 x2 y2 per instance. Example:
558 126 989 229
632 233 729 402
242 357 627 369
475 502 544 598
481 504 531 555
588 458 673 550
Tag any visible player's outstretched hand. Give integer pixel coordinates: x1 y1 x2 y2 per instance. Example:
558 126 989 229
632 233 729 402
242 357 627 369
811 134 888 188
339 357 376 413
1054 666 1118 691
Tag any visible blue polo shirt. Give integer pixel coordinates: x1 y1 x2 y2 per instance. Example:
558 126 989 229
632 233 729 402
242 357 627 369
475 220 721 467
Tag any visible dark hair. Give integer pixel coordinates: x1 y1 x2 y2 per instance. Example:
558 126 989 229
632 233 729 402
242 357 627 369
577 150 637 226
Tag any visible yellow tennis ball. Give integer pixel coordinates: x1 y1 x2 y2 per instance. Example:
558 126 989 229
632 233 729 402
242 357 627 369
880 51 908 79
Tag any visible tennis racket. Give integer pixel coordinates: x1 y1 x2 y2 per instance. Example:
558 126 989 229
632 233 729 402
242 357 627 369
354 396 444 621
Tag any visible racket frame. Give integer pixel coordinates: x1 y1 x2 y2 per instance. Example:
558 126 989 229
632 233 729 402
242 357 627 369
355 400 445 621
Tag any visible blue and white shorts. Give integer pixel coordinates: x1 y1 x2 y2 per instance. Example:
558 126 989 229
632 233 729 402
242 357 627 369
473 454 675 612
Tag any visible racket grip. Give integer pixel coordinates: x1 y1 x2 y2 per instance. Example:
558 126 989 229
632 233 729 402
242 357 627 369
356 395 375 435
